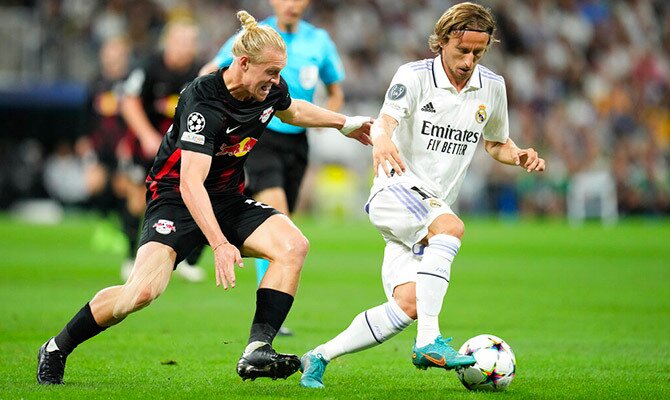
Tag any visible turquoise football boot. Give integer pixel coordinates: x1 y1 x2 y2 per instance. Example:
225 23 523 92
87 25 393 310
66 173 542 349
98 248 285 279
412 336 476 370
299 350 328 388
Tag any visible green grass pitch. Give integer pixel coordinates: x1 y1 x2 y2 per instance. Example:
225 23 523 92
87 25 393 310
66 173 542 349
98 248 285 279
0 214 668 399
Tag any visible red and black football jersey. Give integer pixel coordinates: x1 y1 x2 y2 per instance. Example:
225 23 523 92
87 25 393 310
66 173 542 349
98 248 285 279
146 68 292 202
85 75 128 166
124 53 200 161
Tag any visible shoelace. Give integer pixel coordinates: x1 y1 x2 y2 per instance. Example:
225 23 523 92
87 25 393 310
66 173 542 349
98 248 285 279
307 353 327 376
435 337 459 356
39 350 66 380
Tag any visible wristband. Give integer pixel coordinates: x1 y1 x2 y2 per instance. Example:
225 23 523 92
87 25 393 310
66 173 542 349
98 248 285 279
339 116 370 135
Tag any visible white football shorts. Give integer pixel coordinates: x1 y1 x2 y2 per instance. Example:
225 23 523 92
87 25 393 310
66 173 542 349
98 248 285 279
366 181 455 299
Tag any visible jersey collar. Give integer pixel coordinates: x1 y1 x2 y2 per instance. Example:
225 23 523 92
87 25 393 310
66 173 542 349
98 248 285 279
432 55 483 92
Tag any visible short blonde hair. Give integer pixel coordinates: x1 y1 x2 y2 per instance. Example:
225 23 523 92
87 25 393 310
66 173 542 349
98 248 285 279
428 2 498 53
160 18 199 48
232 10 286 63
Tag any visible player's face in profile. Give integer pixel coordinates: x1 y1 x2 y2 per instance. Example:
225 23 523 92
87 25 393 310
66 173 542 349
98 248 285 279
270 0 310 26
244 48 287 101
441 30 489 84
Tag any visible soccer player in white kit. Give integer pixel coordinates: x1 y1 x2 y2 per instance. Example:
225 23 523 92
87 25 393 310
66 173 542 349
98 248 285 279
299 2 545 389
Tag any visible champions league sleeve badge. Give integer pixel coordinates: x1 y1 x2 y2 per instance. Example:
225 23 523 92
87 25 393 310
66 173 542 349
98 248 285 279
387 84 407 100
475 105 487 124
187 112 206 133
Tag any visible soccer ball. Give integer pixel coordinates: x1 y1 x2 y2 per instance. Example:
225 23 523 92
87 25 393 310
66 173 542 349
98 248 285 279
456 334 516 391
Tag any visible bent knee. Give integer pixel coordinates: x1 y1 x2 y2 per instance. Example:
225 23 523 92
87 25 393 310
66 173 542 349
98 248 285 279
279 230 310 265
133 286 161 308
113 284 162 318
393 293 417 320
430 214 465 239
447 217 465 239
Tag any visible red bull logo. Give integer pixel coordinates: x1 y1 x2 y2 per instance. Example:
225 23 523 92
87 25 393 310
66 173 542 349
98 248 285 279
216 137 258 157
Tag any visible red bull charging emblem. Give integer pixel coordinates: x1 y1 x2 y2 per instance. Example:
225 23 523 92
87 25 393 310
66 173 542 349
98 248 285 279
216 137 258 157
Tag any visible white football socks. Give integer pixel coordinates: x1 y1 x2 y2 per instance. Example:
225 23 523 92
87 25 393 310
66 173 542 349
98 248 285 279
315 299 414 361
415 234 460 347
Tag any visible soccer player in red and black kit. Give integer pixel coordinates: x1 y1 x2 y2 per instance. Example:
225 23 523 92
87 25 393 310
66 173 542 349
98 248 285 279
119 19 206 282
76 36 131 212
36 10 372 384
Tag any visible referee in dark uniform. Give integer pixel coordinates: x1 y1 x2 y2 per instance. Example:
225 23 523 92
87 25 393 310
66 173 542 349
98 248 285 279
37 10 371 385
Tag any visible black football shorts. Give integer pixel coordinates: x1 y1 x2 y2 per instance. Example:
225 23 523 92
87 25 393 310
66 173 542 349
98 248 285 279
139 193 280 267
244 128 308 213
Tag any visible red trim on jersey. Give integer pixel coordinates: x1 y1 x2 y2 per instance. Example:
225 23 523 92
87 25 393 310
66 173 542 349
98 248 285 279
148 148 182 200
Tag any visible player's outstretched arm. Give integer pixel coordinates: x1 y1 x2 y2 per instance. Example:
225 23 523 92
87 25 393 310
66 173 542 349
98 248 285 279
371 113 405 177
484 138 546 172
275 99 372 145
180 150 243 289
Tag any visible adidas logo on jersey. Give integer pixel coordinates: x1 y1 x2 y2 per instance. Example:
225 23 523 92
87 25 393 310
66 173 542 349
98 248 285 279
421 102 436 113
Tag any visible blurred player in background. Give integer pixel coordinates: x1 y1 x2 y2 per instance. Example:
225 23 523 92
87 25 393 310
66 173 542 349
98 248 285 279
75 35 131 213
36 10 372 385
119 19 205 282
300 2 545 388
200 0 346 336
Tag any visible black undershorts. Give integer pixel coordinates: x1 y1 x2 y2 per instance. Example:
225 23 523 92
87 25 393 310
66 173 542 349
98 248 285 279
244 128 308 213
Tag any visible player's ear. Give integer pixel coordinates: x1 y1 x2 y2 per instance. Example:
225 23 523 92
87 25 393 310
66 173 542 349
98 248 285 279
238 55 250 72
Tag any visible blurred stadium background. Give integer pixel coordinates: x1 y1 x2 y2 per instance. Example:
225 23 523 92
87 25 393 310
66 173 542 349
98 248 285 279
0 0 668 222
1 2 669 398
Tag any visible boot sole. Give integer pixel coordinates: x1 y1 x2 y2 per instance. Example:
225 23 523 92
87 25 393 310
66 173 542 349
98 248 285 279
238 357 301 381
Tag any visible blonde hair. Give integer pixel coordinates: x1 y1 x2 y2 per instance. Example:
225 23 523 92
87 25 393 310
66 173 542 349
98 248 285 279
160 18 199 48
232 10 286 63
428 2 498 53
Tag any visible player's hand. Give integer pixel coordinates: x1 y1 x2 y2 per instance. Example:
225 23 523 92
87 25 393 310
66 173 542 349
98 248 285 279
140 132 163 158
340 116 373 146
212 242 244 290
345 120 373 146
513 147 545 172
372 134 406 177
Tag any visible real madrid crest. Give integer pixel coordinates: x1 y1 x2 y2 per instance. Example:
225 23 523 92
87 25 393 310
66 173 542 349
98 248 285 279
428 199 442 208
475 105 487 124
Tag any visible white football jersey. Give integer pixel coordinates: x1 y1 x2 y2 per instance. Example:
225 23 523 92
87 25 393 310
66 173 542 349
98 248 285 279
372 55 509 206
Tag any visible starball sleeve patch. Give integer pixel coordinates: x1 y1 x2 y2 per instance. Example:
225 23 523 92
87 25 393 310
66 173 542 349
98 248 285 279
387 84 407 100
186 112 206 133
